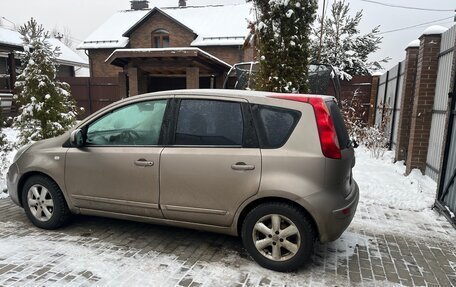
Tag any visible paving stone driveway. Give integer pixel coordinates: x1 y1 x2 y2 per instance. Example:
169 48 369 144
0 197 455 287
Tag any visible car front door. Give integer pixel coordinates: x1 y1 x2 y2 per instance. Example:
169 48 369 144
160 97 261 226
65 98 169 218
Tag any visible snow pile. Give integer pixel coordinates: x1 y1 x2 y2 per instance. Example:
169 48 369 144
354 146 436 211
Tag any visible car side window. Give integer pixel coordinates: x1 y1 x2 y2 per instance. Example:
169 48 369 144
252 105 301 148
175 99 243 146
86 100 167 146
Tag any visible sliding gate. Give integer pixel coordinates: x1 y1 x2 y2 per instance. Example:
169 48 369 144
436 75 456 225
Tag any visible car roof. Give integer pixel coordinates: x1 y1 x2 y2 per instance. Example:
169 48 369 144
134 89 334 101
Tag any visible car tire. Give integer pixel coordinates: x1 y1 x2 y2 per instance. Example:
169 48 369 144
21 175 71 229
241 202 316 272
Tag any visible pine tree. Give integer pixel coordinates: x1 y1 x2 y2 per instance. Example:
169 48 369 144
311 0 389 80
250 0 318 93
13 18 79 146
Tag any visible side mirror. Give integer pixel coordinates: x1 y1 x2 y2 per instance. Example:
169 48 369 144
70 129 84 147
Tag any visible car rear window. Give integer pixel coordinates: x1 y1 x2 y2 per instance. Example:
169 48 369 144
326 100 350 149
251 104 301 149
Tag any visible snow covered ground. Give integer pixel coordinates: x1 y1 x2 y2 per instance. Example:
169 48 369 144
352 147 451 242
0 130 455 286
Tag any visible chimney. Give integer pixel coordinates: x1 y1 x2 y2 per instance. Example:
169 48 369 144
178 0 186 7
131 0 149 10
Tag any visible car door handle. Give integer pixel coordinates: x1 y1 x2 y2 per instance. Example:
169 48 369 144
231 162 255 171
134 159 154 167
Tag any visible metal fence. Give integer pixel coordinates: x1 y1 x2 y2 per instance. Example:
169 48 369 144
374 61 405 150
425 26 456 181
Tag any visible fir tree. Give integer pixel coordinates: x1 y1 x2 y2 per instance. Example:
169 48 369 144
311 0 389 80
250 0 318 93
13 18 79 146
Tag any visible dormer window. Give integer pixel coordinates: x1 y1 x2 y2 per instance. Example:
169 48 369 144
152 29 170 48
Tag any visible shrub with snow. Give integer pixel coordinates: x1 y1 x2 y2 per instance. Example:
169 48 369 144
12 18 80 146
249 0 317 93
342 91 390 159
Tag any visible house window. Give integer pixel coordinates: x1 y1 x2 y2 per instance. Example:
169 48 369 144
0 57 10 91
152 29 170 48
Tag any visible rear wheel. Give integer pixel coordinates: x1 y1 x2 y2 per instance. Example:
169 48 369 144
241 202 316 272
21 175 71 229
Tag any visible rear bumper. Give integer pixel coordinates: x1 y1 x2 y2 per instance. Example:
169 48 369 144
300 180 359 242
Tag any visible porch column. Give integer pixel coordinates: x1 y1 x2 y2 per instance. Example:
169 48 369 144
367 75 380 127
138 72 148 95
118 71 128 99
186 67 199 89
128 67 139 96
215 73 226 88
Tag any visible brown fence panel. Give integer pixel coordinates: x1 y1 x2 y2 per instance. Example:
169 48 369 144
59 77 120 119
340 76 373 124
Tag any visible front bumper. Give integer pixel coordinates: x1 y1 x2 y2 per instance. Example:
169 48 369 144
6 163 21 206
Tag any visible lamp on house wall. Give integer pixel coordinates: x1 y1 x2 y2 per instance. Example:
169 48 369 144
179 0 187 7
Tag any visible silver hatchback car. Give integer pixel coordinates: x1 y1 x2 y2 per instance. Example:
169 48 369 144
7 89 359 271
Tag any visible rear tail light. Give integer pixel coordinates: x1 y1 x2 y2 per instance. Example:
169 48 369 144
270 95 341 159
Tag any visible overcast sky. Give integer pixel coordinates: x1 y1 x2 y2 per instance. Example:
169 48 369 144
1 0 455 70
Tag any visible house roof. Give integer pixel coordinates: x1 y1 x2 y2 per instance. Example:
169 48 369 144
106 47 232 70
0 26 88 67
78 3 253 50
0 26 23 49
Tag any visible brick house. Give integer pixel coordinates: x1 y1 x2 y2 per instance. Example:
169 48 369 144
78 0 254 96
0 25 89 116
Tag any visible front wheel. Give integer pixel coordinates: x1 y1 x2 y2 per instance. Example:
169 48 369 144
21 175 71 229
241 202 316 272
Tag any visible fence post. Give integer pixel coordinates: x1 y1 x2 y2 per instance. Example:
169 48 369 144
389 62 402 150
381 71 389 124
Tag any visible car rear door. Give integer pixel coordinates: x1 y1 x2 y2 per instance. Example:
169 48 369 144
159 96 261 226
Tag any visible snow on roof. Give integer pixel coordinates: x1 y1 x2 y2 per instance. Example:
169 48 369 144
78 10 149 49
163 4 252 46
0 26 23 47
422 25 448 35
47 38 88 67
0 26 87 67
78 3 253 50
406 39 420 48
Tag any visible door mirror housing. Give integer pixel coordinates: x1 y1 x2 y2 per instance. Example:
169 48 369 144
70 129 84 147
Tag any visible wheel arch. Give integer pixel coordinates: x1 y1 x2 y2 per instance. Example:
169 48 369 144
17 171 64 207
236 197 319 239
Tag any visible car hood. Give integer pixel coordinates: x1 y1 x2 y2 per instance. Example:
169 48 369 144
26 131 71 152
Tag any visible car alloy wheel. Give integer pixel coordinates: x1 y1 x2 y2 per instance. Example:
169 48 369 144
27 184 54 222
241 202 315 271
252 214 301 261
